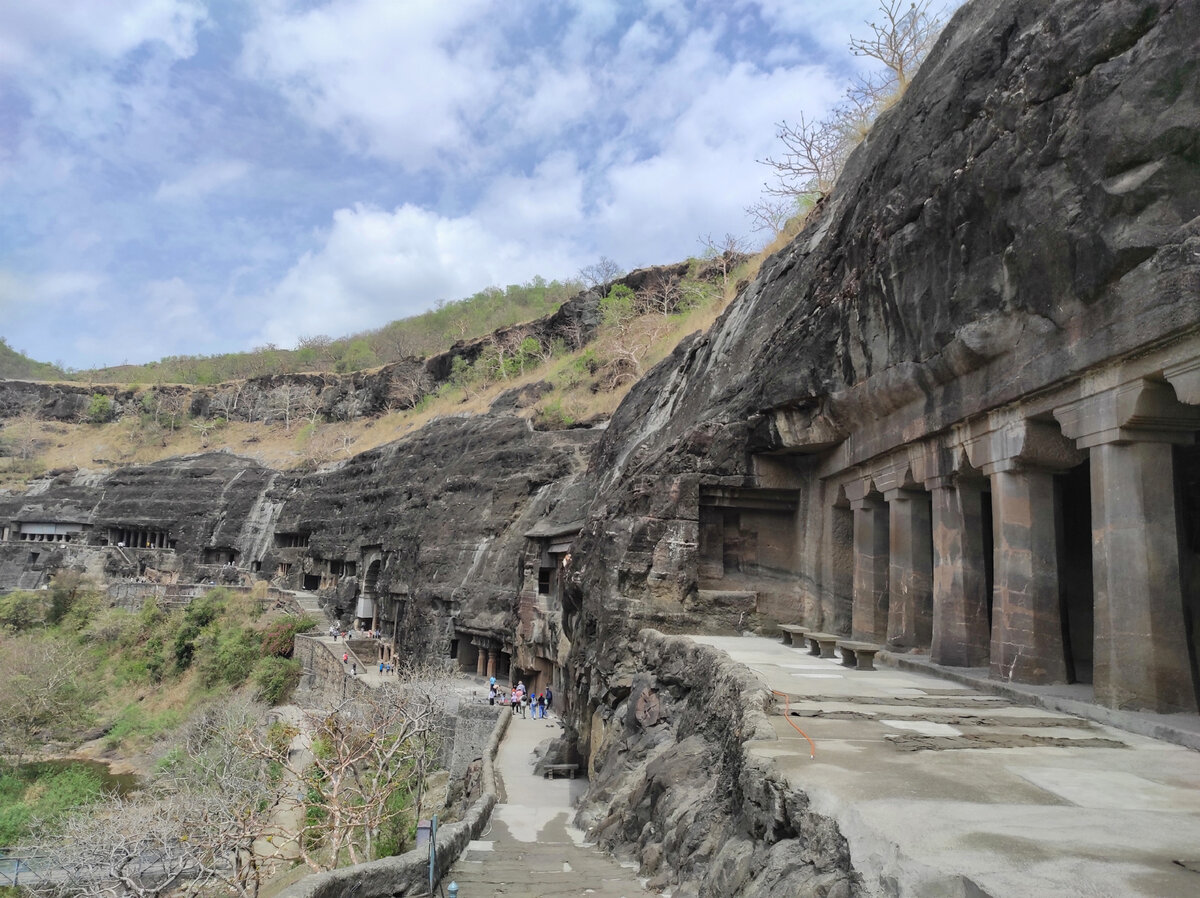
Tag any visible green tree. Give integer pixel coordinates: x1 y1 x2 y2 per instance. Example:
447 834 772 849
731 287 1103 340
85 394 114 424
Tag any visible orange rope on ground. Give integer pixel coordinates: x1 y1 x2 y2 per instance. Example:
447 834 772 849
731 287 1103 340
772 689 816 759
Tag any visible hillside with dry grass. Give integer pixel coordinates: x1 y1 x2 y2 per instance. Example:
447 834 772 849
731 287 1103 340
0 239 802 487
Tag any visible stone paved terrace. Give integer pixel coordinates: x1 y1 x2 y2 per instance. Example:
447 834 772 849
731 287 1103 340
447 707 653 898
691 634 1200 898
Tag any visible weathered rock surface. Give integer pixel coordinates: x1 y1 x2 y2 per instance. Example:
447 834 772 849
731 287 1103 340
579 631 857 897
264 414 597 644
560 0 1200 893
567 0 1200 705
0 452 278 585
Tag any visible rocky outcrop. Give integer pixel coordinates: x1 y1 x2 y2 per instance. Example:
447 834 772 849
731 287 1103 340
0 452 278 586
578 631 857 897
0 415 598 646
263 414 597 641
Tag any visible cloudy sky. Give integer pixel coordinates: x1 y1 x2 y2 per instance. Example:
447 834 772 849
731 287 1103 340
1 0 913 370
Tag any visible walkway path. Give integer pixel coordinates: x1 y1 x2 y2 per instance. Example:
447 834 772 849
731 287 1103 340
692 634 1200 898
446 710 653 898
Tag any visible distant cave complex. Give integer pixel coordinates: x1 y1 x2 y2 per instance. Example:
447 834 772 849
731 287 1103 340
2 0 1200 884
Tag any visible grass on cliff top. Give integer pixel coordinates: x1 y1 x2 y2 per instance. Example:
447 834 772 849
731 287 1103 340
0 244 788 484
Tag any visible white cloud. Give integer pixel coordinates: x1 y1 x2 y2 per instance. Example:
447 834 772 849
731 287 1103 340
0 0 206 69
155 160 252 202
254 203 573 350
590 59 843 264
240 0 496 169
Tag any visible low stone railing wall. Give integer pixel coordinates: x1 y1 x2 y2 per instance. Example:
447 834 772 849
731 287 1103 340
277 656 509 898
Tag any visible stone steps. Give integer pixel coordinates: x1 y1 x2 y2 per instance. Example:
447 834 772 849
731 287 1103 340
290 590 335 626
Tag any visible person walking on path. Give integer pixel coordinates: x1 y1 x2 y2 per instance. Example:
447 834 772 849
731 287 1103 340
545 685 553 715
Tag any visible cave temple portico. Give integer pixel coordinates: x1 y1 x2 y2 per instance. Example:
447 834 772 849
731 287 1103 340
775 339 1200 716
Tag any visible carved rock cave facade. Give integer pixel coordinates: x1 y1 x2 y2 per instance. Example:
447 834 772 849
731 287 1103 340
1 0 1199 894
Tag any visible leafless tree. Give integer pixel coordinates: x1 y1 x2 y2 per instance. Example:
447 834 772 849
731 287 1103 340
600 315 670 391
744 197 797 235
698 233 749 290
0 637 89 763
757 1 946 202
209 382 245 420
235 677 449 870
190 417 220 448
268 383 319 432
578 256 624 292
636 276 684 317
29 793 227 898
760 112 844 197
850 0 942 90
387 365 430 411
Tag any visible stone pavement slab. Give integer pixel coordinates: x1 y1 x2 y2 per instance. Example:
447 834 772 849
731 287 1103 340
691 634 1200 898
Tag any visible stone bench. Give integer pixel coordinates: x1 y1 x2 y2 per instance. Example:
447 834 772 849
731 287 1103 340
543 763 579 779
837 640 882 671
803 632 840 659
778 623 808 646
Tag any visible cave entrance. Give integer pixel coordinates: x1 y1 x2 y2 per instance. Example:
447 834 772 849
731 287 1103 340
360 558 382 632
698 486 800 620
1057 461 1094 685
1176 443 1200 702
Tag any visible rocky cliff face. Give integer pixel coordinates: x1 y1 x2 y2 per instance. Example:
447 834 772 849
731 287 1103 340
560 0 1200 892
0 415 597 647
264 414 597 646
569 0 1200 693
0 452 278 586
1 1 1197 893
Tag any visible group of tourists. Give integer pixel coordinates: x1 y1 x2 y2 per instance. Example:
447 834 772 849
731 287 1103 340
487 677 553 719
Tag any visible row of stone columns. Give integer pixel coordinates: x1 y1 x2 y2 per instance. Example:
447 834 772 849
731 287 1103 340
832 377 1200 714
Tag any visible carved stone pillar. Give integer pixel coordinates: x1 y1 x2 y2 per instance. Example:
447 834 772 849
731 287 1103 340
475 643 486 677
969 419 1083 685
1056 380 1200 712
885 488 933 649
987 467 1068 684
821 498 854 636
486 649 497 679
928 474 991 667
848 485 889 643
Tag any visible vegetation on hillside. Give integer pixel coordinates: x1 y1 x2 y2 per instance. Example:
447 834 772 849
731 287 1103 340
0 247 758 484
0 572 444 891
73 277 583 386
0 337 67 382
0 574 316 848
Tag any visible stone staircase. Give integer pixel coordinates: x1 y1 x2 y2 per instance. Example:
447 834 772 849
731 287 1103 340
290 590 335 627
447 714 651 897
